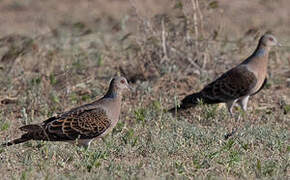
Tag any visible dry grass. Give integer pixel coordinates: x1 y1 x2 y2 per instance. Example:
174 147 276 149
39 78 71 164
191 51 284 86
0 0 289 179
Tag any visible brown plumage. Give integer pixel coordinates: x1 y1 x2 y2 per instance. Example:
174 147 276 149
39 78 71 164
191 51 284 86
169 34 280 115
2 76 130 148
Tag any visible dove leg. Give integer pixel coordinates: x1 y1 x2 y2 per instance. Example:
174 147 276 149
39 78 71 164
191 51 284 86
225 97 249 140
76 139 92 148
226 99 237 116
238 96 249 111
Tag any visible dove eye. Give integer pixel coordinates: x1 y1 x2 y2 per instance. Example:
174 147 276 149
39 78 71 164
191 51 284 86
120 79 125 84
269 37 274 41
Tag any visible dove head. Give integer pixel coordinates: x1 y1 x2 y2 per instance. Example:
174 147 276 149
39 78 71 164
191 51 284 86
259 34 280 47
105 76 130 98
113 76 130 91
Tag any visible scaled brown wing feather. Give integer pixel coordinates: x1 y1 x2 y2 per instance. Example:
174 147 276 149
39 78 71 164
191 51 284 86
201 66 257 102
34 108 111 141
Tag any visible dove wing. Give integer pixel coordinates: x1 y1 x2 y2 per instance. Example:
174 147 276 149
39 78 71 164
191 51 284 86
200 65 258 102
31 107 111 141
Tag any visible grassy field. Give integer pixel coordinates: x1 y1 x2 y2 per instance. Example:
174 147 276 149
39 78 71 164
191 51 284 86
0 0 289 179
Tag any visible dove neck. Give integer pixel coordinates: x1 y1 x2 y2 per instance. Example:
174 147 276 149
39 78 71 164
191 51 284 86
242 42 270 64
104 86 121 99
253 42 270 58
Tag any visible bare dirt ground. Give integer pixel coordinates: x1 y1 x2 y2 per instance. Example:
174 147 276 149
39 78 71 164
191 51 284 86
0 0 289 179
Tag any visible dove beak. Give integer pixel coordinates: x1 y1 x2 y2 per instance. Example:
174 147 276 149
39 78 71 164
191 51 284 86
277 42 282 47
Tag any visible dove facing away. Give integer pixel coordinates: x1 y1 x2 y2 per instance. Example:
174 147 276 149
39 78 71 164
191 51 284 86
169 34 280 115
2 76 130 148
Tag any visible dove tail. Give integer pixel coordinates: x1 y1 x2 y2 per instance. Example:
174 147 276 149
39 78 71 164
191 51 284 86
1 133 32 147
168 92 203 113
19 124 42 132
1 124 46 147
